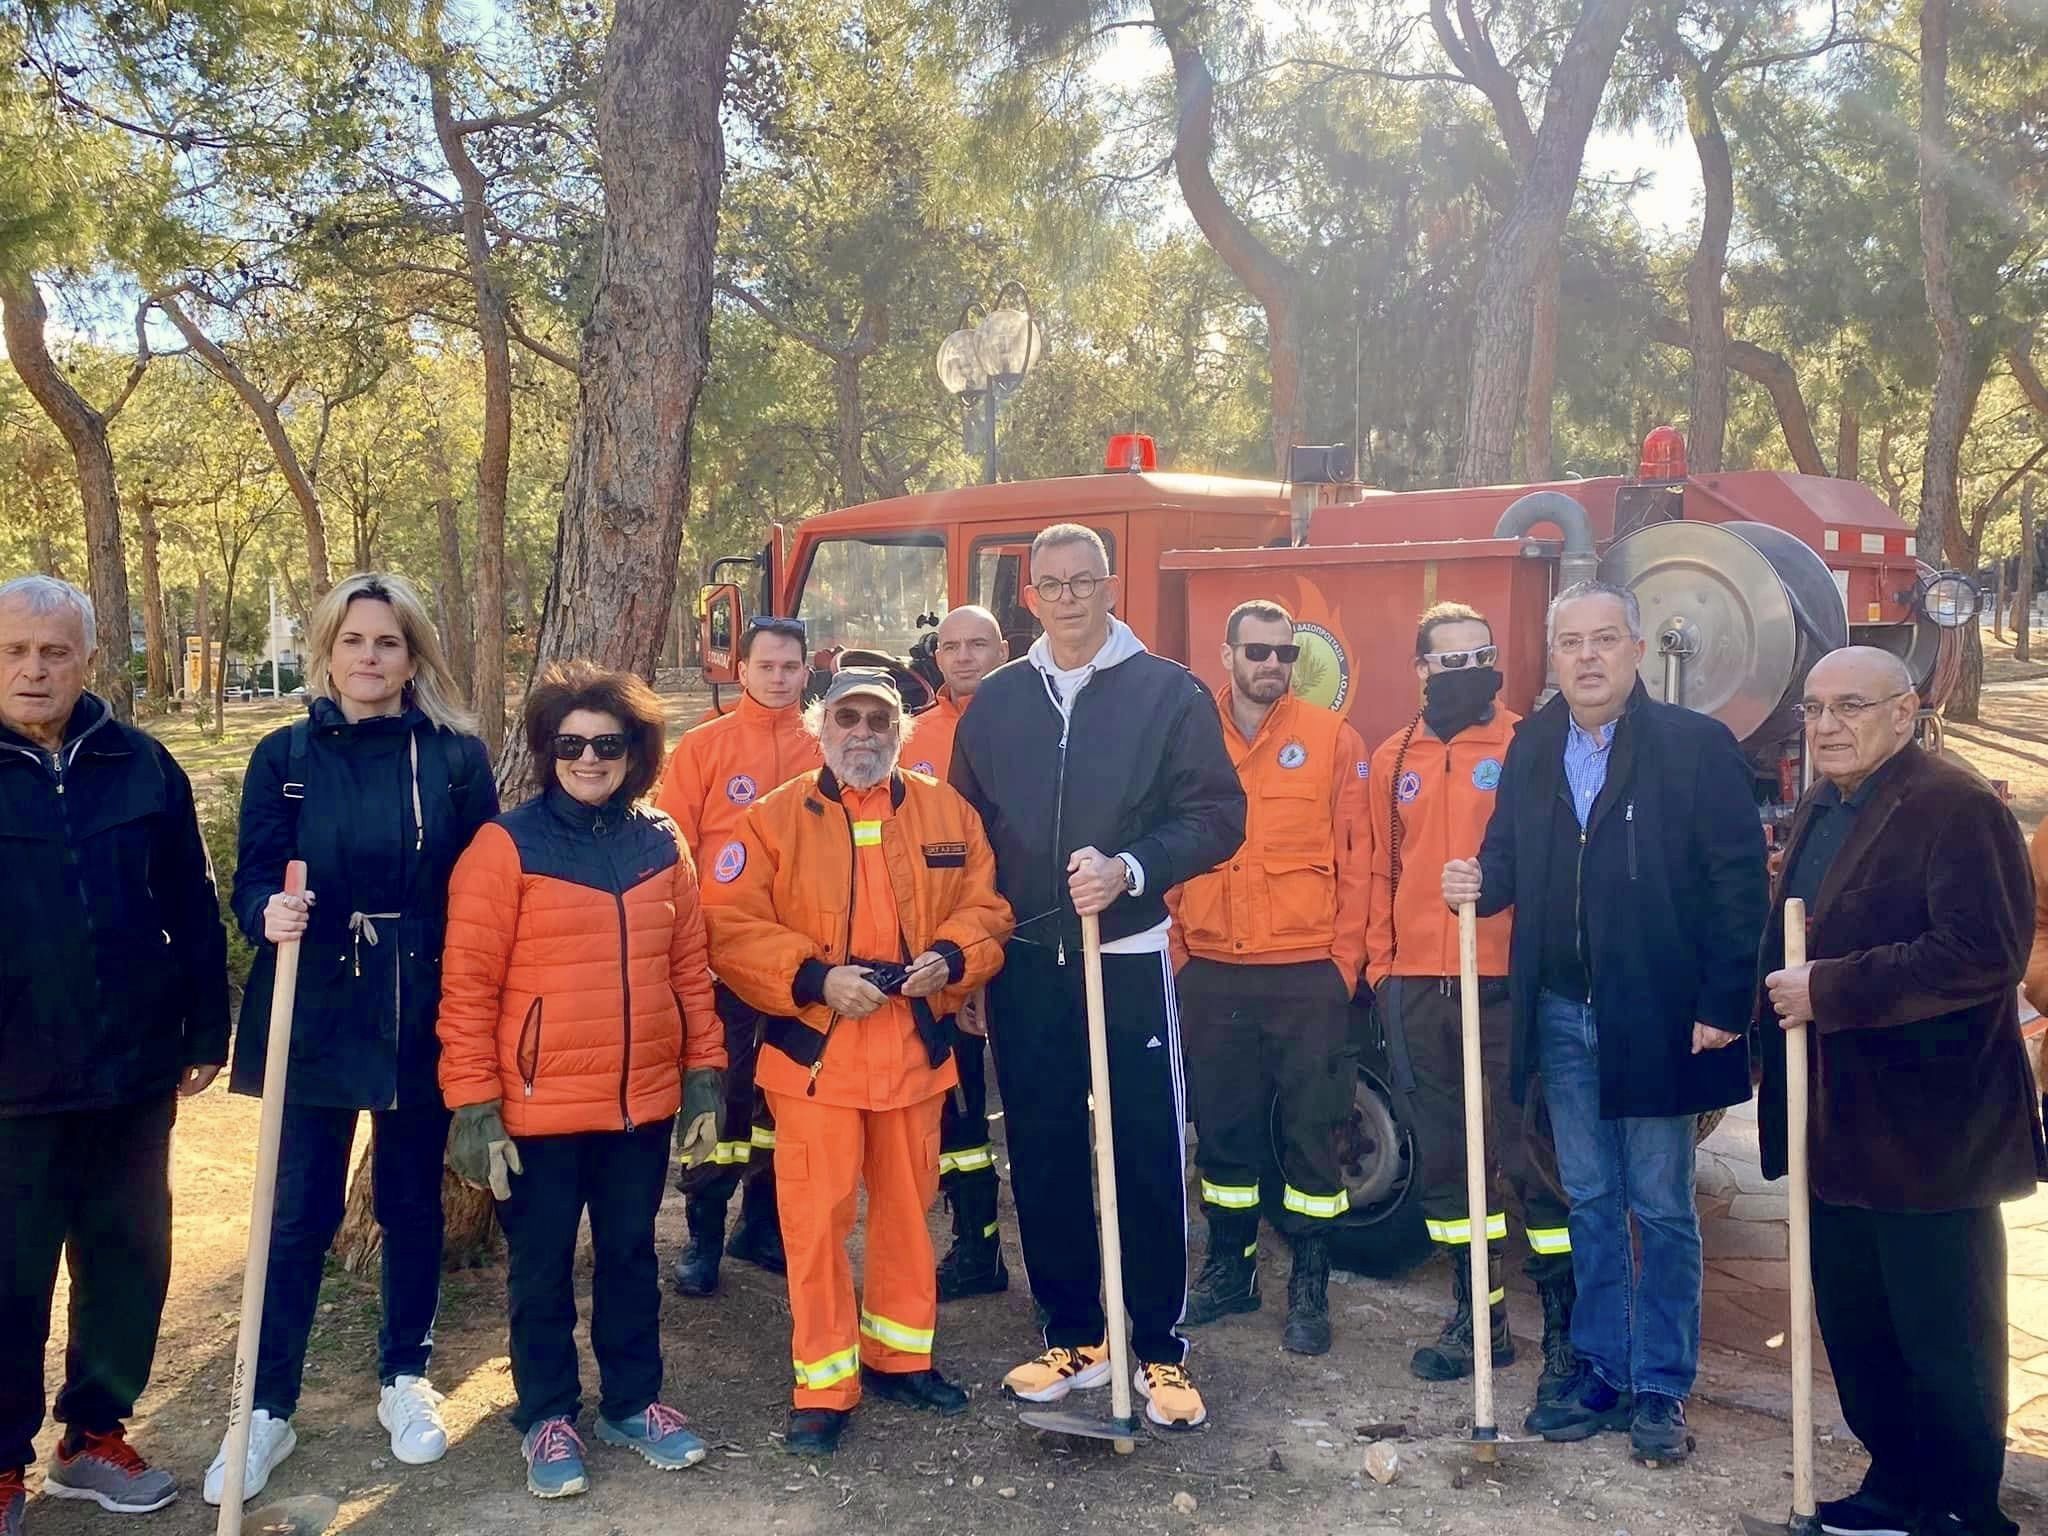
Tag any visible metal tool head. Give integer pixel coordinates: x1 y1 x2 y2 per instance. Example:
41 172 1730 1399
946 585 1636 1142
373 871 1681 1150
1738 1512 1819 1536
243 1496 339 1536
1018 1406 1139 1454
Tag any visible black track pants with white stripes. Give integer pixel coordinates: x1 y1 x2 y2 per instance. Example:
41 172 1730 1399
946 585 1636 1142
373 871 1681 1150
987 936 1190 1365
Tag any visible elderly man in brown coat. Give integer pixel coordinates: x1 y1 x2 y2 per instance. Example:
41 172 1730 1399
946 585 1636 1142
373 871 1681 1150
1758 646 2043 1536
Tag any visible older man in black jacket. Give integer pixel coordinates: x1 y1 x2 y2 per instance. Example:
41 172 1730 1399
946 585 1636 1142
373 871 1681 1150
951 523 1245 1433
1444 579 1766 1464
0 576 230 1533
1760 646 2042 1536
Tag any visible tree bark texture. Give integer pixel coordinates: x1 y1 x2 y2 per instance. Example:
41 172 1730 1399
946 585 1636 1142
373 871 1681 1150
1683 74 1734 473
193 574 211 723
1916 0 1969 568
1836 405 1859 481
1454 0 1635 485
1648 315 1828 474
2018 478 2035 664
1 278 137 720
333 1160 499 1274
1522 250 1560 480
428 37 513 756
156 294 332 594
502 0 746 795
135 495 171 702
1163 24 1301 477
428 434 475 700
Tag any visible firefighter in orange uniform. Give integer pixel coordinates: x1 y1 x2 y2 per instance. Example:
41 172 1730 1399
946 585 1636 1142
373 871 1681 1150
702 670 1012 1458
655 616 821 1296
1365 602 1576 1401
905 605 1011 1299
1170 600 1370 1355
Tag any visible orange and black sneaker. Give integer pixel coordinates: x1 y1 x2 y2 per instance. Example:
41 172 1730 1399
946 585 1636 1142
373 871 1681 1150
1136 1362 1208 1430
45 1429 177 1513
1000 1343 1112 1403
2 1466 26 1536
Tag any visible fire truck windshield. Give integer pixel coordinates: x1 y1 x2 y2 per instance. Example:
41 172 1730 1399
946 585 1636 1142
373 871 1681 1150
793 533 948 656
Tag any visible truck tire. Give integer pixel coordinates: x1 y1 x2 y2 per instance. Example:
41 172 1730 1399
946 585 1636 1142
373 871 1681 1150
1258 1063 1432 1278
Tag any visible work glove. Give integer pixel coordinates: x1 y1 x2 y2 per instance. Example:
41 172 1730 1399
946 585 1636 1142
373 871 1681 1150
675 1068 725 1169
449 1101 522 1200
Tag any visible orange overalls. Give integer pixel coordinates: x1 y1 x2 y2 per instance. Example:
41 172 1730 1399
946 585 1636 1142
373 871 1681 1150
903 689 962 781
702 768 1012 1409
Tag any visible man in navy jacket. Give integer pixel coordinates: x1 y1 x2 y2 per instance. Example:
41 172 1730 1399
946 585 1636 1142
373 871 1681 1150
0 576 229 1531
1444 580 1765 1465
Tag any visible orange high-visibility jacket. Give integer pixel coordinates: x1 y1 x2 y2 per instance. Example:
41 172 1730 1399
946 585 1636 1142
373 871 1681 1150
654 692 820 862
903 690 964 781
702 767 1013 1110
1364 706 1519 985
1168 690 1371 992
437 793 724 1138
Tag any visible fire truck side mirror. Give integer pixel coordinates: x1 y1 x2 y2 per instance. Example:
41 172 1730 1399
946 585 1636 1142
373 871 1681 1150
700 582 742 685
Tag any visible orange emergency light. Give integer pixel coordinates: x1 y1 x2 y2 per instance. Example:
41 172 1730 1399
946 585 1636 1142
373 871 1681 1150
1638 425 1687 481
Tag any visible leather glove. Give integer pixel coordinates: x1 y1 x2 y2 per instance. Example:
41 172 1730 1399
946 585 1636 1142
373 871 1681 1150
449 1101 522 1200
675 1067 724 1168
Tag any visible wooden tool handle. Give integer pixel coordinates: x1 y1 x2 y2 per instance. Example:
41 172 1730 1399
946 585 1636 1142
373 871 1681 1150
1079 913 1135 1447
1457 901 1496 1451
218 860 308 1536
1783 897 1814 1519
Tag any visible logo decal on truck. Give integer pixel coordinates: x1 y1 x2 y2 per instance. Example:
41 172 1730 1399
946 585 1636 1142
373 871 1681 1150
1288 621 1350 712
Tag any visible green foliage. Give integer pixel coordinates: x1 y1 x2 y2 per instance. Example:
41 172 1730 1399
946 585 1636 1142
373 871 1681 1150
197 770 255 1002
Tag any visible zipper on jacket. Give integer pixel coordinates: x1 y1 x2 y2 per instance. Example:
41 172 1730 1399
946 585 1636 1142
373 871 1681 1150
599 820 635 1132
1625 801 1637 881
1046 671 1075 966
807 807 864 1096
1575 824 1590 1003
518 997 543 1097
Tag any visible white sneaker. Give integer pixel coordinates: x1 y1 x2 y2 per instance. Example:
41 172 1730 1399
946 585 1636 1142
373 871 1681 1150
202 1411 297 1506
377 1376 449 1466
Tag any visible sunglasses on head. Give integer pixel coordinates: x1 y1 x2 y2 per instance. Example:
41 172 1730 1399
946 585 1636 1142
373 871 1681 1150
748 615 807 638
831 705 898 733
551 733 629 762
1426 645 1498 669
1236 642 1301 664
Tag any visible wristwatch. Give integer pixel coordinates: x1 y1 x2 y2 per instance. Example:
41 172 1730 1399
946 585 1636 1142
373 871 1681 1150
1115 852 1143 896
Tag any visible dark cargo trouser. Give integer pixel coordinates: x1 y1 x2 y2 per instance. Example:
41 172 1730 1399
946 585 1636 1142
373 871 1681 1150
1379 974 1572 1293
939 1032 998 1218
1178 957 1353 1237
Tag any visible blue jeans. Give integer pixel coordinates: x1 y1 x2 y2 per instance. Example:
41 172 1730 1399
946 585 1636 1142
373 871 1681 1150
253 1103 450 1417
1536 992 1702 1400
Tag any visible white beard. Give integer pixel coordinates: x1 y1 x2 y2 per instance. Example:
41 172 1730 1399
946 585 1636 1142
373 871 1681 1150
829 738 900 790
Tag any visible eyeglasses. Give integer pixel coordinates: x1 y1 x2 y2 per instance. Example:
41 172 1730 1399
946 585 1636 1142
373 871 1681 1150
1554 630 1629 656
1033 573 1104 603
551 733 629 761
1235 642 1301 663
1794 691 1912 724
1424 645 1498 669
831 705 898 733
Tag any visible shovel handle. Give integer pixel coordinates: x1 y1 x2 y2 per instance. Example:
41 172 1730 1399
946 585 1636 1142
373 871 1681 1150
1456 901 1496 1453
218 860 308 1536
1079 913 1136 1448
1783 898 1814 1519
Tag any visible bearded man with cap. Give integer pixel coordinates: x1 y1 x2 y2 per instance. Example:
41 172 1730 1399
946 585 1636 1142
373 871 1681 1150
702 670 1012 1459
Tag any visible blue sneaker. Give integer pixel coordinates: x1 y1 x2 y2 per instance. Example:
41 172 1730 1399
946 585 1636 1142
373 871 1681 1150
520 1418 589 1499
595 1403 708 1470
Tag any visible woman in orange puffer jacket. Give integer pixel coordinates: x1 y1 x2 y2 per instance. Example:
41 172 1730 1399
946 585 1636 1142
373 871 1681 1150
438 662 724 1501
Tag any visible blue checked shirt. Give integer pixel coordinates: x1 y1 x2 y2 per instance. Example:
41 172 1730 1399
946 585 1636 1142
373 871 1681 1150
1562 716 1617 828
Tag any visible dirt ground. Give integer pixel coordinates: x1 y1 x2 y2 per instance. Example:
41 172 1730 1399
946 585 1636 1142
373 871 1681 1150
39 633 2039 1536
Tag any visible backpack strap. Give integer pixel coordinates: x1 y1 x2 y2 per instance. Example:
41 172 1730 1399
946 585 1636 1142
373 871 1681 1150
283 718 311 802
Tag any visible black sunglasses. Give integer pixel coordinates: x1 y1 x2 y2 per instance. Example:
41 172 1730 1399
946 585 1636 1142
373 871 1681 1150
1236 642 1301 663
748 616 807 638
1425 645 1498 669
551 733 630 762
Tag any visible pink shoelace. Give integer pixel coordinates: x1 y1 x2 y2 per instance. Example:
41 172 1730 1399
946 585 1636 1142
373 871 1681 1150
528 1419 585 1465
640 1403 689 1439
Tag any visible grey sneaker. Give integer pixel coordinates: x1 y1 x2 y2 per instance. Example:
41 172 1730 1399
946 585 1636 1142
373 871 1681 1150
44 1431 177 1513
2 1468 25 1536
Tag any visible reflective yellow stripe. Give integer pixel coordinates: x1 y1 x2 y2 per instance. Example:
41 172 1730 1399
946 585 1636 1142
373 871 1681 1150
940 1146 996 1175
1200 1180 1260 1210
1526 1226 1572 1255
981 1220 1000 1239
858 1311 934 1352
1488 1286 1506 1306
1483 1211 1507 1240
750 1125 777 1149
1281 1185 1351 1219
852 820 883 847
708 1140 752 1165
792 1347 859 1388
1242 1241 1259 1258
1424 1213 1507 1244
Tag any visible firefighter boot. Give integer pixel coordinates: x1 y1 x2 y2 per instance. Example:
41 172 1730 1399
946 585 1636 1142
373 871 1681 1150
936 1170 1009 1301
670 1192 728 1297
1183 1208 1261 1326
1282 1232 1332 1355
726 1172 787 1275
1535 1267 1579 1407
1409 1247 1516 1381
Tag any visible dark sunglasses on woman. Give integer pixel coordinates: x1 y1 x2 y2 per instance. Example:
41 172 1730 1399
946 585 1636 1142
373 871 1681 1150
551 733 630 761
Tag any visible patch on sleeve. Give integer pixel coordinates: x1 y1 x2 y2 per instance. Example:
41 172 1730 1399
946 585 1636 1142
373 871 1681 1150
1396 770 1422 804
1472 757 1503 791
713 840 748 883
725 773 758 805
923 841 968 868
908 759 937 776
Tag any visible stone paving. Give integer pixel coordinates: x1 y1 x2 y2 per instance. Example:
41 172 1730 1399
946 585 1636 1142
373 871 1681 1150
1694 1008 2048 1506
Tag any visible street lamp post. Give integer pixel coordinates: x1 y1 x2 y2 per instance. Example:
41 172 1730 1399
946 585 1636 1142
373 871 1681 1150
935 282 1045 485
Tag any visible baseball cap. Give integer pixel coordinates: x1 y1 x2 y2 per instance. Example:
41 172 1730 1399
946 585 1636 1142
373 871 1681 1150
821 667 902 711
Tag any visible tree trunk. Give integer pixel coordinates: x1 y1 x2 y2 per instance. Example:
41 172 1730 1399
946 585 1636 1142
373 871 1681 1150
1456 0 1634 485
832 351 866 507
1916 0 1968 568
1649 315 1828 474
213 551 239 735
193 574 212 725
1522 251 1561 480
333 1158 500 1273
1683 75 1734 473
500 0 746 795
428 42 513 757
430 438 475 700
2019 479 2036 664
135 495 170 702
1836 405 1859 482
157 294 332 594
1 278 136 719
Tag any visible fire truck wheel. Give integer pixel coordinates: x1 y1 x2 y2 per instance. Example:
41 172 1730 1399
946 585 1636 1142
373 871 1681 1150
1263 1065 1432 1279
